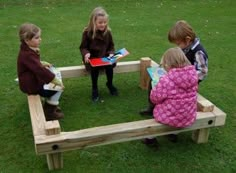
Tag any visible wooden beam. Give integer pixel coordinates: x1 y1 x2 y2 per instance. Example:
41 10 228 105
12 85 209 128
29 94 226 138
34 111 219 155
192 105 226 144
27 95 61 137
28 95 64 169
26 61 227 171
114 61 140 73
45 121 61 135
58 61 140 79
197 94 214 112
151 60 159 66
58 66 87 79
139 57 151 89
45 121 63 170
27 95 46 137
192 94 217 143
212 106 226 126
192 128 210 143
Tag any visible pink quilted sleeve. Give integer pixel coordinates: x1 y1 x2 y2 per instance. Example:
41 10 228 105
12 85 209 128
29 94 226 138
150 77 168 105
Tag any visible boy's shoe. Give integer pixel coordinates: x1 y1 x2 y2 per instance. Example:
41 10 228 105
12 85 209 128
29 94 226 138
106 82 118 96
166 134 178 143
141 138 159 148
92 89 99 102
139 108 153 116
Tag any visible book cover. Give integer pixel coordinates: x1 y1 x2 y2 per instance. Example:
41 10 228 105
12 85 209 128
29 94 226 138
147 66 166 87
43 66 63 91
89 48 129 67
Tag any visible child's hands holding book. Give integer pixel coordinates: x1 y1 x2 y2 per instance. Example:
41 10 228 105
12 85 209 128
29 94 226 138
51 78 65 90
41 61 52 68
84 53 91 63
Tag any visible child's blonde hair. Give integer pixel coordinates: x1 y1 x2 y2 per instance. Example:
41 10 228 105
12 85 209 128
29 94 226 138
168 20 196 43
161 47 191 71
86 7 110 39
19 23 41 42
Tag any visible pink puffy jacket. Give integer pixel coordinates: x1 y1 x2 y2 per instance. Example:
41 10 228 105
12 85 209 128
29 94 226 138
150 65 198 128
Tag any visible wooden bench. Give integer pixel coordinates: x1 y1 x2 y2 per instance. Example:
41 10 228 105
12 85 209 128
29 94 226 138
27 58 226 170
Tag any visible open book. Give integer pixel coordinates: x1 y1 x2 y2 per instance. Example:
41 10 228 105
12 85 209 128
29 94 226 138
89 48 129 67
43 66 63 91
147 66 166 87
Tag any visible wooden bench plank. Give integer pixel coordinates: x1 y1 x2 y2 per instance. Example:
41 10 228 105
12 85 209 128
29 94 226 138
28 95 63 169
212 106 226 126
140 57 151 89
45 121 63 170
28 95 61 136
34 111 220 155
58 61 140 79
27 95 46 136
191 105 226 143
197 94 214 112
192 128 210 143
192 94 216 143
26 62 227 170
45 121 61 136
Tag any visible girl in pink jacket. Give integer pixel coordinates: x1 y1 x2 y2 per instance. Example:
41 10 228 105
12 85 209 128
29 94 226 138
142 47 198 147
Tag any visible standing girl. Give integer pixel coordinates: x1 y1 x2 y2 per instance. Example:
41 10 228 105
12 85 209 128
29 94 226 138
17 23 64 121
142 47 198 147
80 7 118 102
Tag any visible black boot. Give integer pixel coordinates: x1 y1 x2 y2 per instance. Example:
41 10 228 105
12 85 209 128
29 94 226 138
166 134 178 143
141 138 159 148
139 106 153 116
106 82 118 96
92 89 99 102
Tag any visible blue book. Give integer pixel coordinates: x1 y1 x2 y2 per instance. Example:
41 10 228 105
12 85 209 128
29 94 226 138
147 66 166 87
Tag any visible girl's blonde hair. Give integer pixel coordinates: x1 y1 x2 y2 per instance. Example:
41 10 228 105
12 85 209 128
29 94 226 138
161 47 191 71
86 7 110 39
168 20 196 43
19 23 41 42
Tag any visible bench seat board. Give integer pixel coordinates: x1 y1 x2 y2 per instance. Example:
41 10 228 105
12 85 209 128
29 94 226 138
34 111 224 155
58 61 140 79
28 95 46 136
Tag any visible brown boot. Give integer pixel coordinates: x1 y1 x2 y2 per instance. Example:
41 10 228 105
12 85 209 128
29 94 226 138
43 102 64 121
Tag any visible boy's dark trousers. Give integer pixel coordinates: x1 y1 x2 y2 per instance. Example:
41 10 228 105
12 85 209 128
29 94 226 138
139 80 154 116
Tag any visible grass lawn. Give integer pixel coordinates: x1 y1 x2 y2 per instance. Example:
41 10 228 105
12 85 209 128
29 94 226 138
0 0 235 172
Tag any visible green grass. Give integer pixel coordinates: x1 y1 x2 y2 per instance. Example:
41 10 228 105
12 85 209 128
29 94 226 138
0 0 235 172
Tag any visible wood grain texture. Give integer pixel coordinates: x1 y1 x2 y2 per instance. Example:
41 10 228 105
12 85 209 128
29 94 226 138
27 95 46 136
35 111 221 155
58 61 140 79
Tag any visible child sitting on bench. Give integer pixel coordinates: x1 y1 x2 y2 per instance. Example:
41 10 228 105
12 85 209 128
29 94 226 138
17 23 64 121
142 47 198 147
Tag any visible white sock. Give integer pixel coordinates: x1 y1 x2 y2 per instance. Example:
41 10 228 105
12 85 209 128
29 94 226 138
46 91 62 106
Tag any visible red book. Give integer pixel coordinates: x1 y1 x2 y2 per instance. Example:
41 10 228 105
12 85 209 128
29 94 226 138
89 48 129 67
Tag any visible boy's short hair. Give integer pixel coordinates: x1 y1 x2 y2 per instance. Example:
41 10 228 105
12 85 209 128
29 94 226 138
168 20 196 43
19 23 41 41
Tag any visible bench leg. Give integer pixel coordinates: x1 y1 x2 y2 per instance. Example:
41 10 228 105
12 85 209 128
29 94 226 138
139 57 151 90
45 121 63 170
192 128 210 143
47 153 63 170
